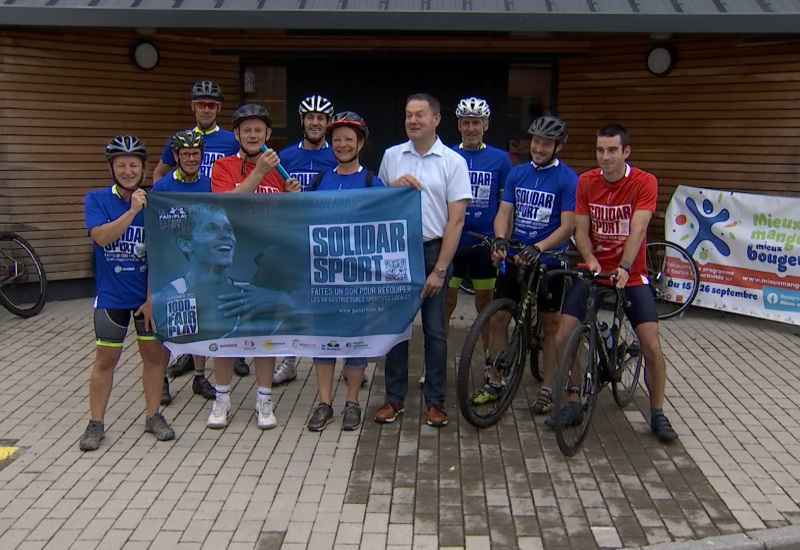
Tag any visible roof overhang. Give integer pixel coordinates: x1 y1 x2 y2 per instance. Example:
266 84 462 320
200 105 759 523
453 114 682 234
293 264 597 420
2 1 800 34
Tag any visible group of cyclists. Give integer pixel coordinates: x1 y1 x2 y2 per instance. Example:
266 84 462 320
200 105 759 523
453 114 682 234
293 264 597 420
79 79 677 452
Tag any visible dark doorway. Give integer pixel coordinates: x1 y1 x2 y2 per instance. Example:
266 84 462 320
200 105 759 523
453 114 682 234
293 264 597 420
287 56 509 172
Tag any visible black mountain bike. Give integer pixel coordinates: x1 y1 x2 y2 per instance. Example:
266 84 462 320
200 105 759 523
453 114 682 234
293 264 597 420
547 267 643 457
456 232 575 428
0 232 47 317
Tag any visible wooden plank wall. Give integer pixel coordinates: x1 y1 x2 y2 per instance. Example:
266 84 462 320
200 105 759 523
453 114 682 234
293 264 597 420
556 35 800 237
0 29 239 280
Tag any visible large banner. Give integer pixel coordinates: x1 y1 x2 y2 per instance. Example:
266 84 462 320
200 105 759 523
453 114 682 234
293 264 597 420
667 185 800 325
144 187 425 357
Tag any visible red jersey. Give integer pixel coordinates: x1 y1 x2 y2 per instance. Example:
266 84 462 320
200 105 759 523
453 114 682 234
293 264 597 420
575 164 657 286
211 153 286 194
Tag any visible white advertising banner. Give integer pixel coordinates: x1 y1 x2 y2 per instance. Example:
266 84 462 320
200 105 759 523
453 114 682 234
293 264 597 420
666 185 800 325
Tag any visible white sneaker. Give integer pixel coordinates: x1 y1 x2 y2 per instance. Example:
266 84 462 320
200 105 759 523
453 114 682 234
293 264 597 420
255 400 277 430
273 358 298 384
207 400 230 429
419 375 425 386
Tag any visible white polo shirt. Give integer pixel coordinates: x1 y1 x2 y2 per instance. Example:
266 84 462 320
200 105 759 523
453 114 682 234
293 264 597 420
379 137 472 241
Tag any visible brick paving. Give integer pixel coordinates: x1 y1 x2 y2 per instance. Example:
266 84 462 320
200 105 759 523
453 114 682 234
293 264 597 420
0 297 799 549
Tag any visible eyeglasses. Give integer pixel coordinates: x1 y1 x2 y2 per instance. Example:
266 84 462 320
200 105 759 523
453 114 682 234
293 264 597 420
193 101 220 111
178 151 202 160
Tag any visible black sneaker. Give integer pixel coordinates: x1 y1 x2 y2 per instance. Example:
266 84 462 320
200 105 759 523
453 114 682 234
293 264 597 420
166 354 194 377
192 375 216 399
651 413 678 442
307 403 334 432
234 358 250 376
79 419 105 451
145 412 176 441
160 378 172 406
342 402 362 431
544 401 584 428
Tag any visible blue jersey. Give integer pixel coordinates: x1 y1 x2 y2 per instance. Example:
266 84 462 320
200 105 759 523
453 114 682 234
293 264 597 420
278 141 337 192
84 185 148 309
312 168 385 192
502 160 578 259
159 125 239 178
152 171 212 194
453 143 511 243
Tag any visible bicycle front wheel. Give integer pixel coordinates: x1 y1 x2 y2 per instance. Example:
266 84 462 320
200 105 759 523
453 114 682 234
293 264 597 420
645 239 699 320
611 316 643 407
456 298 527 428
552 324 598 457
0 234 47 318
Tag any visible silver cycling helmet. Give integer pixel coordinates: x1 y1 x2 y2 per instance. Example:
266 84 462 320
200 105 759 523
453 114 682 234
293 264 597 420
455 97 491 118
105 135 148 161
189 80 222 101
528 115 568 143
298 95 334 118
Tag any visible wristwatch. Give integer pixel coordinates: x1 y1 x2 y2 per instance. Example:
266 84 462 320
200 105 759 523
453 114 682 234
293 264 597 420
436 268 447 278
618 261 631 272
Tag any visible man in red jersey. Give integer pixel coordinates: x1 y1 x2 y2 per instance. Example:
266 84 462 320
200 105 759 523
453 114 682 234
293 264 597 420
551 123 678 442
211 104 301 194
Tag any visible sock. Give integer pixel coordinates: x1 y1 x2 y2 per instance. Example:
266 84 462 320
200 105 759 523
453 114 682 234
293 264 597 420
650 408 663 419
215 385 231 405
256 387 272 404
194 371 205 378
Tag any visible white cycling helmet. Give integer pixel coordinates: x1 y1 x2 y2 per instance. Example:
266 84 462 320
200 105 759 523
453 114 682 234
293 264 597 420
456 97 491 119
298 95 334 118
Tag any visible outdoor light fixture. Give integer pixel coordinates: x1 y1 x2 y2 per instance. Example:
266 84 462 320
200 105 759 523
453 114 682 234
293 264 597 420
646 45 674 76
132 41 159 70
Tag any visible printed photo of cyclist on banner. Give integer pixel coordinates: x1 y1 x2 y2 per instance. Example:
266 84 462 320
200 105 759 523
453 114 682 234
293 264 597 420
144 187 425 357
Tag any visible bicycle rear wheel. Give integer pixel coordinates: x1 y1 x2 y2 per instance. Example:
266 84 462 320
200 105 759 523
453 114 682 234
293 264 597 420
611 316 643 407
0 234 47 318
456 298 527 428
552 324 598 457
645 239 699 320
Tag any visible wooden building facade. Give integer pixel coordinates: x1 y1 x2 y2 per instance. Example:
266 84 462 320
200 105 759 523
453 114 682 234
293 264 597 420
2 2 800 287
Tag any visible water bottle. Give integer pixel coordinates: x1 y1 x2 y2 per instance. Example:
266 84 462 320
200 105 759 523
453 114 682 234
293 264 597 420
597 321 614 351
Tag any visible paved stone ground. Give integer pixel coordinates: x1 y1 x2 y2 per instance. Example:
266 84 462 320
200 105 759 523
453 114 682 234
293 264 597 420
0 296 799 549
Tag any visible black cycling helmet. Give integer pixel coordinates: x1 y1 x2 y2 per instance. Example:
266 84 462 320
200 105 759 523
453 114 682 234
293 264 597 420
528 115 568 143
299 95 334 118
105 135 148 161
170 129 206 152
189 80 222 101
326 111 369 141
232 104 272 130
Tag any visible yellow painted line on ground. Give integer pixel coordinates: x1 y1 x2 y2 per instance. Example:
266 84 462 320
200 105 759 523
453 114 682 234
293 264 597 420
0 447 19 462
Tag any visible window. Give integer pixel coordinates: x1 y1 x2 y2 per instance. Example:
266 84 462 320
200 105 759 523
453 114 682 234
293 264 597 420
242 64 288 150
507 65 553 165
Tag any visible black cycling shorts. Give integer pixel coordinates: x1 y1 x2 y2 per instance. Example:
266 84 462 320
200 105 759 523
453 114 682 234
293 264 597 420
94 308 155 346
494 262 566 313
449 241 497 291
561 280 659 328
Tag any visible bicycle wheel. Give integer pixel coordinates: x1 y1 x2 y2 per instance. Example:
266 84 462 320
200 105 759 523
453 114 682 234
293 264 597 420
456 298 527 428
552 324 598 457
645 239 699 320
0 234 47 318
611 316 643 407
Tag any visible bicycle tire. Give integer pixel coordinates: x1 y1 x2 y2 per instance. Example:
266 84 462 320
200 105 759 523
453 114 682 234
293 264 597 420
456 298 527 428
645 239 699 320
552 323 598 457
611 316 643 407
0 233 47 318
529 319 543 382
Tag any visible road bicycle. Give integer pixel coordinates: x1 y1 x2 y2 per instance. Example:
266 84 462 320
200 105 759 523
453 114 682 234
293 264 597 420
0 232 47 317
456 232 575 428
645 239 699 320
546 267 643 456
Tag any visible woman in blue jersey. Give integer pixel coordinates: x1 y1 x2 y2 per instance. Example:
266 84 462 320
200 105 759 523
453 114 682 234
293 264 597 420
306 112 385 432
79 136 175 451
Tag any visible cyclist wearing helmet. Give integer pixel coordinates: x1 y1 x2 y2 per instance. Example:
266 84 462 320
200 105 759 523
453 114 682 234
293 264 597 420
152 130 216 400
553 123 678 442
305 111 386 433
79 136 175 451
152 80 239 181
489 115 577 410
274 95 337 385
445 97 511 339
211 103 301 195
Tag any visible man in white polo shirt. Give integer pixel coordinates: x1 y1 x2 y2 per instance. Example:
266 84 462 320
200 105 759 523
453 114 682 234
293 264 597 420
375 93 472 427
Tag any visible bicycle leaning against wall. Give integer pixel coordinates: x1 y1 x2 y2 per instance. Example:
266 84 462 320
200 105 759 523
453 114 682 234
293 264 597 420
0 232 47 317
